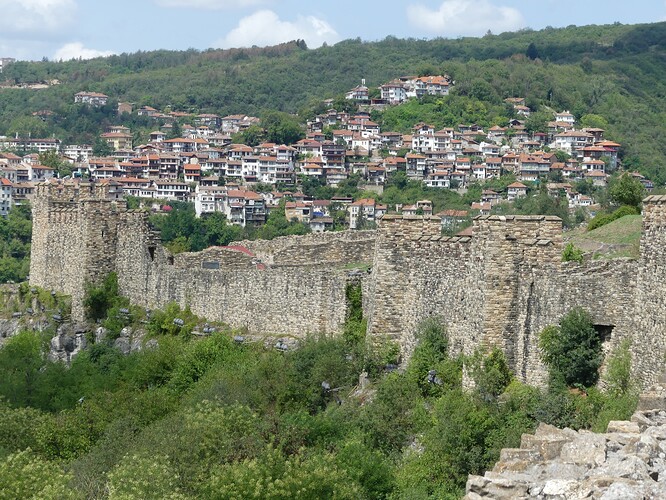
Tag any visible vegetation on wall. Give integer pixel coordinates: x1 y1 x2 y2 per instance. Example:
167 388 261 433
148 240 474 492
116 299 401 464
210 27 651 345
0 298 639 498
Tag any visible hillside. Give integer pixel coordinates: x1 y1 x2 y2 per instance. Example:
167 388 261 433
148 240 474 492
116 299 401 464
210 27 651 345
566 214 642 259
1 22 666 181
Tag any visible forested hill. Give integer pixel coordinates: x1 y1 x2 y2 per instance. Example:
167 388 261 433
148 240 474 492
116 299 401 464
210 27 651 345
1 21 666 180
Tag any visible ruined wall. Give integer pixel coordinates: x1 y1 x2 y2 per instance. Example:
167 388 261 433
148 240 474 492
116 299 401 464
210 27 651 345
30 183 124 318
365 215 482 359
112 209 374 338
631 196 666 387
235 230 376 267
29 182 666 388
365 214 639 386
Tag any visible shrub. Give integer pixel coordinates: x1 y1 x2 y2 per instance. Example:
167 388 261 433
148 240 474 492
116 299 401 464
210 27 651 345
539 307 602 388
562 242 584 263
586 205 639 231
83 273 121 322
469 347 513 400
539 307 602 387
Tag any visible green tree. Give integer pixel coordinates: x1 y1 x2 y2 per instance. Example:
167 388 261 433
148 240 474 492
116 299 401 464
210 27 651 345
0 449 79 500
609 173 645 209
539 307 602 387
0 331 43 407
526 42 539 60
92 136 112 157
261 110 304 145
83 272 122 322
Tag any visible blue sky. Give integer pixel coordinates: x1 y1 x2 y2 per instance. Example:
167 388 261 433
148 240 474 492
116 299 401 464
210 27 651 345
1 0 664 61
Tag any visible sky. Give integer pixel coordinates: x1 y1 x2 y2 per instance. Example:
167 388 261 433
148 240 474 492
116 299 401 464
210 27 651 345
0 0 664 62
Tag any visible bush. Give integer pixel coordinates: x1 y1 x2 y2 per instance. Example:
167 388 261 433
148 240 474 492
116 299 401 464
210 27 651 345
469 347 513 400
562 242 584 263
83 273 122 322
586 205 639 231
539 307 602 388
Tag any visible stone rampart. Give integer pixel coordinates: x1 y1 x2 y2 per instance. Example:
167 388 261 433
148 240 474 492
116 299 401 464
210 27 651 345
28 182 666 388
234 230 377 267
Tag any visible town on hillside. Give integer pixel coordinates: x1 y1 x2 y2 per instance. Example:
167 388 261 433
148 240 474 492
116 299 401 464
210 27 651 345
0 76 649 231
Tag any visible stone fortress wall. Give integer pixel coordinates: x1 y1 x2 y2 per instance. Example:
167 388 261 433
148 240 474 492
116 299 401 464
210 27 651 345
28 182 666 387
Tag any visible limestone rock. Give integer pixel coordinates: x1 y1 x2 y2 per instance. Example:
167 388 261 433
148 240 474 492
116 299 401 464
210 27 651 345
559 432 606 467
607 420 640 434
466 411 666 499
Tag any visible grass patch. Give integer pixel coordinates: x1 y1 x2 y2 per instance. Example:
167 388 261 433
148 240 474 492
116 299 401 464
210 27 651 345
566 215 642 260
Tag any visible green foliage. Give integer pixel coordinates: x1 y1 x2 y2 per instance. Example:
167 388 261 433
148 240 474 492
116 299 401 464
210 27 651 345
609 172 646 208
0 401 48 457
204 446 361 499
0 449 79 500
407 317 462 396
146 302 200 338
0 297 642 498
469 347 514 400
587 205 639 231
83 272 122 322
0 204 32 284
107 453 186 500
539 307 602 388
562 242 584 263
0 331 43 408
361 373 420 454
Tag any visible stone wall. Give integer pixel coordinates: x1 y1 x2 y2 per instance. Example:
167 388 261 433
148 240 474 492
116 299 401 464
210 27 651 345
365 214 639 386
30 183 125 319
234 230 377 267
28 182 666 388
631 195 666 386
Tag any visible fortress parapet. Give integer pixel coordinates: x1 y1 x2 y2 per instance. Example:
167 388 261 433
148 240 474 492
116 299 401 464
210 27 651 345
27 191 666 389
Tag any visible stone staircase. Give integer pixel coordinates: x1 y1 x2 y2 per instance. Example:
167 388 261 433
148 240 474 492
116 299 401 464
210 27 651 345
465 380 666 499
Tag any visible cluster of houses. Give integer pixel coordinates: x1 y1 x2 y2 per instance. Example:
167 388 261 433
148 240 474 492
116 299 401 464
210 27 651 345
0 85 649 228
345 75 453 105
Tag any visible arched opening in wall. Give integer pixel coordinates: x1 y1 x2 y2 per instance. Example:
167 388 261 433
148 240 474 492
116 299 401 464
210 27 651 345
593 323 615 343
148 246 155 261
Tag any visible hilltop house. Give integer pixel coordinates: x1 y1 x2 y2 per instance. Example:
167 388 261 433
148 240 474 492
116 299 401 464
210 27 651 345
74 91 108 106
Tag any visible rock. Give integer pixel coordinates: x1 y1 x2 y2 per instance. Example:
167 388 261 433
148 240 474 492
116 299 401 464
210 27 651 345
607 421 640 434
144 339 159 350
594 455 651 481
466 412 666 499
48 323 89 363
599 481 643 500
113 336 131 355
541 478 580 497
560 432 607 467
95 326 107 343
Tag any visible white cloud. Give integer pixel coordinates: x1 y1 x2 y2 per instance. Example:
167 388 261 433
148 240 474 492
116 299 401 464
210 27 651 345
0 0 77 37
216 10 339 49
155 0 265 9
54 42 114 61
407 0 524 37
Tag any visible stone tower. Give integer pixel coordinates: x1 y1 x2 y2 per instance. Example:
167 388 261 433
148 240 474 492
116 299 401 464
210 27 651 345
30 180 126 319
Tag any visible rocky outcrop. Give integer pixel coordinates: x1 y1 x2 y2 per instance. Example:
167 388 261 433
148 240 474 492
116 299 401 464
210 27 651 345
113 326 155 355
465 410 666 499
48 323 89 363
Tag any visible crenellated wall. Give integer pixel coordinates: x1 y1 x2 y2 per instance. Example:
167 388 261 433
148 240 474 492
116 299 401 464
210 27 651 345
28 182 666 388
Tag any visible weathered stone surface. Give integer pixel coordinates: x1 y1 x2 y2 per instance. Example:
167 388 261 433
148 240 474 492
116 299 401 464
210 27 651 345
466 411 666 499
48 323 88 363
607 421 640 434
24 184 666 391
